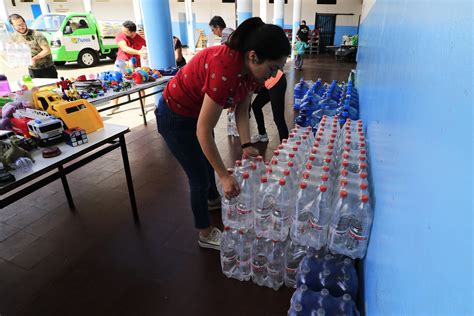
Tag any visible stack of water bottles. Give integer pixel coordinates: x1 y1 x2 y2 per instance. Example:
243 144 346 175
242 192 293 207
4 43 31 67
288 251 360 315
294 78 360 131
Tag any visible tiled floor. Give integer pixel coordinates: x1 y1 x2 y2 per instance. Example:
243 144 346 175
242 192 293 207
0 55 355 316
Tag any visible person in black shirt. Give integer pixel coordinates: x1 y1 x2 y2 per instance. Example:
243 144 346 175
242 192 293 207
173 36 186 68
297 20 311 44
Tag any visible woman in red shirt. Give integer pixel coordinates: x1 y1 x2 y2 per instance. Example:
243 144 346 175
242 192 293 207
156 18 291 250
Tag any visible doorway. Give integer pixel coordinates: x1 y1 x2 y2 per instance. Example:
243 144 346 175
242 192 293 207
315 13 336 53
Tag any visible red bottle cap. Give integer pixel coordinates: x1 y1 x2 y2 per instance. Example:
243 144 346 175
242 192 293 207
343 153 350 159
360 182 368 190
279 178 286 185
250 162 257 170
342 160 349 167
283 169 290 176
242 172 250 179
340 190 348 198
306 163 313 170
260 176 268 183
359 155 366 161
324 157 331 163
300 182 307 189
311 148 318 154
288 161 295 167
361 195 369 203
309 154 316 161
341 169 349 176
340 179 348 186
320 185 327 192
360 172 368 179
224 226 230 231
302 171 310 179
296 141 302 146
289 153 295 158
278 144 284 150
321 174 329 181
273 150 280 156
359 163 367 169
235 160 242 167
323 165 330 172
266 167 273 173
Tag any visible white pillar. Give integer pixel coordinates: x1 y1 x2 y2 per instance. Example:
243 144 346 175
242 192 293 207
291 0 302 60
38 0 50 14
83 0 92 13
236 0 252 25
132 0 143 27
259 0 267 23
273 0 284 28
185 0 195 53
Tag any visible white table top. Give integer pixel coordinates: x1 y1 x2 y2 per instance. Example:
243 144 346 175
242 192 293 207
2 123 129 191
87 76 172 106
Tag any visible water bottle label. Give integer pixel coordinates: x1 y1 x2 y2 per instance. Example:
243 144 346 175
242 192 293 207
251 263 266 272
236 258 250 267
285 267 298 274
222 255 236 262
308 218 323 231
348 230 367 240
237 206 252 215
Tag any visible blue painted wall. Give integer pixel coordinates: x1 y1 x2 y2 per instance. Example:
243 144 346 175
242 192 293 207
172 21 212 46
357 0 472 315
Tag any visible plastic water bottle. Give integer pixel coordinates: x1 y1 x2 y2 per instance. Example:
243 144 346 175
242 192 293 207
269 178 292 241
227 111 239 137
306 184 331 250
236 230 254 281
328 190 351 254
236 172 255 231
140 46 149 68
344 194 373 259
221 170 240 229
284 238 307 288
294 77 309 110
251 235 269 286
254 176 274 238
220 226 238 278
266 239 285 290
290 181 315 246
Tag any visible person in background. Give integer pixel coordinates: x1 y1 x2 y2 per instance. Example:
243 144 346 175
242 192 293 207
173 36 186 68
156 17 290 250
297 20 310 44
110 20 146 115
294 36 309 71
8 14 58 79
209 16 234 44
250 70 289 143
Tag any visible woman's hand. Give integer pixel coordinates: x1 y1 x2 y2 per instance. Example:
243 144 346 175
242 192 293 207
221 174 240 199
243 145 259 157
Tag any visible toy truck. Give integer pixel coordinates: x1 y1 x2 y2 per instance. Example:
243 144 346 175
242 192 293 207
11 108 64 147
31 13 120 67
33 89 104 134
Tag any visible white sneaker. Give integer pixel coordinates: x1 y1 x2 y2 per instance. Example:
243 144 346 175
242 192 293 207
198 227 222 251
108 107 119 115
251 133 269 143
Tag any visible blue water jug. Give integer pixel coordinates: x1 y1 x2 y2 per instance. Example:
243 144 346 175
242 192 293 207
294 77 310 110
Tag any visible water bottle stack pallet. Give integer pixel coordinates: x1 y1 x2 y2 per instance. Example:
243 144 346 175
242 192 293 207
294 78 359 130
220 114 374 303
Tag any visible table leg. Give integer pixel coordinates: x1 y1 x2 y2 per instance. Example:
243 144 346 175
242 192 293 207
58 165 75 210
119 135 139 222
138 90 147 126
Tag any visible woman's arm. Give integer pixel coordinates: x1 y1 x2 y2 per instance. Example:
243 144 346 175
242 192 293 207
197 94 240 197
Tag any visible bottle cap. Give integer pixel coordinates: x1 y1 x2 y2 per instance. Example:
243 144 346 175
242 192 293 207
340 179 348 186
323 165 330 172
266 167 273 173
340 190 348 198
224 226 230 231
273 150 280 156
360 182 368 190
359 162 367 169
235 160 242 167
321 174 329 182
309 154 316 161
306 163 313 170
288 161 295 167
311 148 318 154
289 153 295 158
242 172 250 179
361 194 369 202
341 169 349 176
324 157 331 163
271 159 278 166
260 176 268 183
360 172 368 179
250 162 257 170
277 144 284 150
359 155 366 161
300 182 307 189
256 155 263 162
302 171 310 179
279 178 286 185
320 184 327 192
342 160 349 167
283 169 290 176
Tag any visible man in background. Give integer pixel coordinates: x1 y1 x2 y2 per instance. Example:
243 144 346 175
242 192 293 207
297 20 311 44
9 14 57 78
208 16 234 44
110 20 146 115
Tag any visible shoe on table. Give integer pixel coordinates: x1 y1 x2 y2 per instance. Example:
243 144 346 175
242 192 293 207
251 133 269 143
198 227 222 250
208 196 221 211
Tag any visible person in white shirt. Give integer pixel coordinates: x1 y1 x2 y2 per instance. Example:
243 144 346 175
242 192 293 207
209 16 234 44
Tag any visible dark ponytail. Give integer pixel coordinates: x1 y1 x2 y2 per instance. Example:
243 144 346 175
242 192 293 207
227 17 291 62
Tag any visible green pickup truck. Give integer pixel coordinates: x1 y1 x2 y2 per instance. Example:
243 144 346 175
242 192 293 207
32 12 120 67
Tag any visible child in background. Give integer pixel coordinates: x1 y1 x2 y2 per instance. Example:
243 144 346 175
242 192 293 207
294 36 309 70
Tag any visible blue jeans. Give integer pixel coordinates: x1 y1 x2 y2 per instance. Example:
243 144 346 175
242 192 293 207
155 96 219 229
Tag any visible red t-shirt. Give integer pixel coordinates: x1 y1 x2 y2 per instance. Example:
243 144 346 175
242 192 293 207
163 45 261 118
115 32 147 66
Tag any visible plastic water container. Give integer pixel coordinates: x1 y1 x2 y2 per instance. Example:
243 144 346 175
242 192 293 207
294 78 309 110
0 75 11 96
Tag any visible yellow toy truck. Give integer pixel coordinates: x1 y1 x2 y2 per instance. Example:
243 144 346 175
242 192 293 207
32 89 103 133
